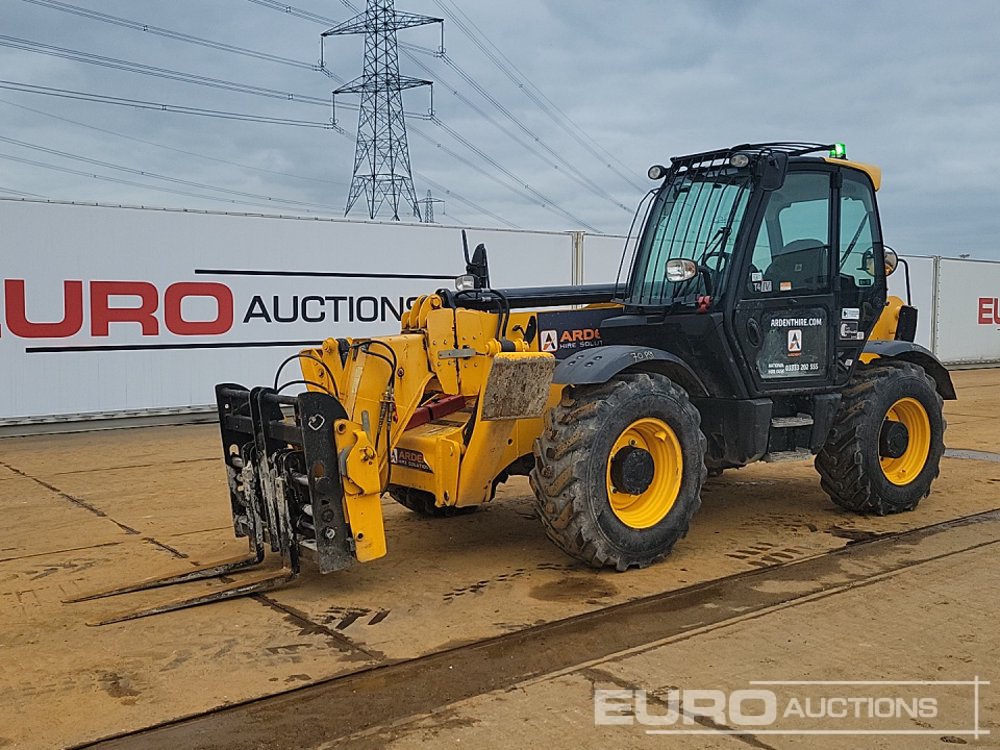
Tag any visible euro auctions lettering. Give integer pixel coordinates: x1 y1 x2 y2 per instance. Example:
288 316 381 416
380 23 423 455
978 297 1000 325
594 678 989 739
0 278 418 340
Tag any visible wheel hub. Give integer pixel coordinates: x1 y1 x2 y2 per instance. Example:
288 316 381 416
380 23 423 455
879 419 910 459
610 446 655 495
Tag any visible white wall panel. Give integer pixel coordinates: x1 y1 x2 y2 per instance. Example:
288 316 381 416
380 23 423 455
0 200 572 420
934 258 1000 365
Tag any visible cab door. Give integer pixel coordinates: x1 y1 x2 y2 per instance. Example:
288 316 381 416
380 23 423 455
731 168 838 395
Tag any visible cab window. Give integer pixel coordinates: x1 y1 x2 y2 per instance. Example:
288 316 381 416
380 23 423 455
839 172 883 309
746 172 831 296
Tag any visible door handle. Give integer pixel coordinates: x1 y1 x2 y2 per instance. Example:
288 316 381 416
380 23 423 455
747 318 762 347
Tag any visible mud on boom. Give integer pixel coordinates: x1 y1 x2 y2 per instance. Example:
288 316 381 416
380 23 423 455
75 142 955 624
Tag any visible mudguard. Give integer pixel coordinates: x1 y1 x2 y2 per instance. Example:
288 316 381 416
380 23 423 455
863 340 957 400
552 345 708 397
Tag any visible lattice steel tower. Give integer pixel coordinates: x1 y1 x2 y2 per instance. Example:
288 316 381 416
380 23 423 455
323 1 441 221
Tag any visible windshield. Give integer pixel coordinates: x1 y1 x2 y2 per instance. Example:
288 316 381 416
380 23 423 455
627 166 752 305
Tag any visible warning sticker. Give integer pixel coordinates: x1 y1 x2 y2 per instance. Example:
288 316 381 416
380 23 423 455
757 308 827 379
842 307 860 321
839 321 864 341
540 329 559 353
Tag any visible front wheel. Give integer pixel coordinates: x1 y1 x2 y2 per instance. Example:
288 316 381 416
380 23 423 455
816 361 946 515
530 373 706 571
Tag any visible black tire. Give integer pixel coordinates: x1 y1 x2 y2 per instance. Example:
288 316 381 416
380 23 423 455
387 485 478 517
816 361 946 515
530 373 706 571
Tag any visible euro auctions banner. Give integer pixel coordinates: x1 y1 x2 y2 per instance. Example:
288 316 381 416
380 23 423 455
935 257 1000 365
0 200 572 420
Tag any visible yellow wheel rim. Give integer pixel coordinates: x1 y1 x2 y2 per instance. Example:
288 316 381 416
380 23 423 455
880 397 931 486
606 417 683 529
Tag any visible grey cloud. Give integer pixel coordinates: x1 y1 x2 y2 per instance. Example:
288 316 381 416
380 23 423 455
0 0 997 257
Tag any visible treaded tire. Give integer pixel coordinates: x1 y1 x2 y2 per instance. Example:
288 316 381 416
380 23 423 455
530 373 706 571
816 361 946 515
387 486 478 517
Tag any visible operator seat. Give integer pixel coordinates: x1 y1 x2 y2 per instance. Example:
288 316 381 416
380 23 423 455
764 238 829 292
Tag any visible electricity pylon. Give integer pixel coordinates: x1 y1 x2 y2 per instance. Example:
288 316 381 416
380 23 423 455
323 0 442 221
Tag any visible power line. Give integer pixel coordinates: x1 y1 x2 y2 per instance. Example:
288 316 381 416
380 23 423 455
0 88 515 228
243 0 613 227
0 98 349 188
20 0 319 71
0 35 435 119
0 97 350 188
0 134 340 211
0 80 338 129
246 0 627 209
0 185 47 198
416 120 599 231
407 166 518 229
0 88 514 228
0 34 333 107
402 50 631 213
0 151 333 214
3 5 523 228
431 0 645 192
248 0 341 26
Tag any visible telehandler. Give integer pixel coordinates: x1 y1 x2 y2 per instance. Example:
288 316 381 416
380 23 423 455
72 142 954 623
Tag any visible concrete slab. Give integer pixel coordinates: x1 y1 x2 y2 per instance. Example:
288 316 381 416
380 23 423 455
259 455 1000 662
0 423 217 476
0 541 377 749
943 367 1000 452
0 369 996 749
339 521 999 749
0 475 129 560
48 461 234 536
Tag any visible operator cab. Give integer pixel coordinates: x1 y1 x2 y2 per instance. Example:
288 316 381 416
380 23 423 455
610 142 892 400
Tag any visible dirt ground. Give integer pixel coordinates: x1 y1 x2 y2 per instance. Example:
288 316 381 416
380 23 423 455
1 368 997 749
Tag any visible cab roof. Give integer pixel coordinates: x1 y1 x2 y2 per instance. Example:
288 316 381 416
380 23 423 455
668 142 881 191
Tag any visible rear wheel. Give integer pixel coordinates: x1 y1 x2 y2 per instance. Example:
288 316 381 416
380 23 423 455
530 373 706 571
387 486 477 517
816 361 945 515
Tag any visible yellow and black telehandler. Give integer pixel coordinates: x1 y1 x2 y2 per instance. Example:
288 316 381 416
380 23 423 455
72 142 954 623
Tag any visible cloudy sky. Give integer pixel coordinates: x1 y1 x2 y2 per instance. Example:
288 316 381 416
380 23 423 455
1 0 998 258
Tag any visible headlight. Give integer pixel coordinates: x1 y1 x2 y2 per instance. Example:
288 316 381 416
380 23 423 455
455 274 477 291
729 153 750 168
665 258 699 282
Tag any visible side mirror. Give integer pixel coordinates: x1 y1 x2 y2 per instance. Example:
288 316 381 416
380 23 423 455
883 247 899 276
756 151 788 192
665 258 699 282
862 247 898 277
